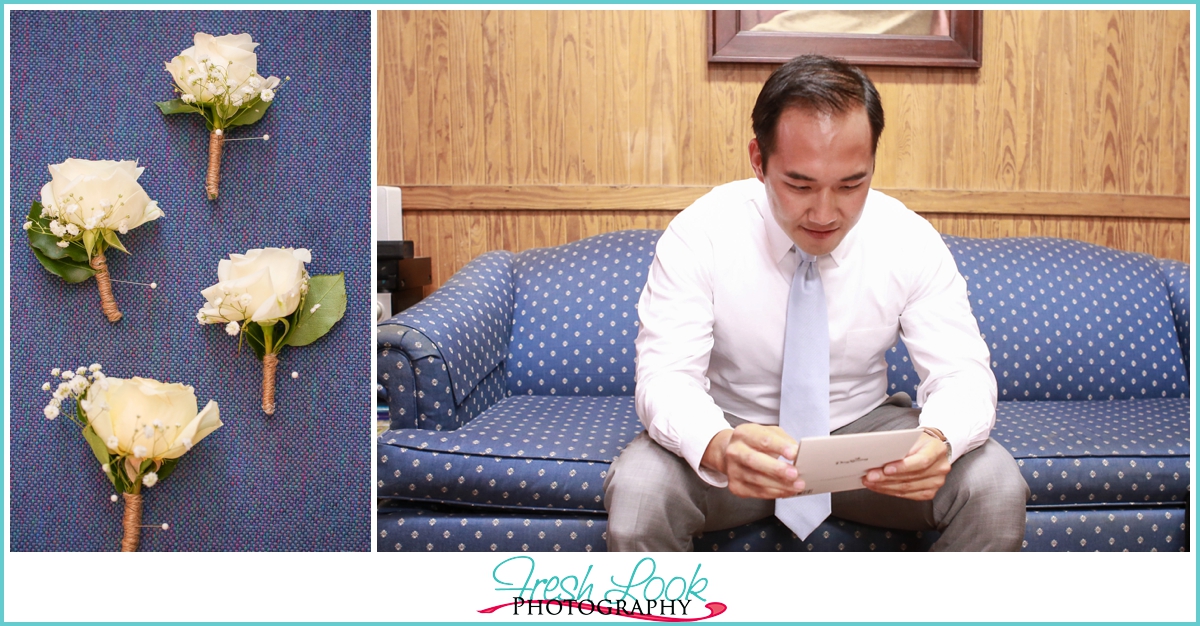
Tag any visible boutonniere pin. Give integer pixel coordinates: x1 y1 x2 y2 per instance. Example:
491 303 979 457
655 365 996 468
23 159 164 323
157 33 287 200
41 365 222 551
196 248 346 415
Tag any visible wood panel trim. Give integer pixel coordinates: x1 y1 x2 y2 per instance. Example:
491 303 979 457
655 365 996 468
397 185 1190 219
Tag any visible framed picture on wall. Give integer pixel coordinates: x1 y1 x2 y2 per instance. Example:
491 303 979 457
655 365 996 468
709 9 983 67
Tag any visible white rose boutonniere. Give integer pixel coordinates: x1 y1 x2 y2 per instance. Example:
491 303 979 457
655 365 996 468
156 32 288 200
40 364 222 551
24 159 164 323
197 248 346 415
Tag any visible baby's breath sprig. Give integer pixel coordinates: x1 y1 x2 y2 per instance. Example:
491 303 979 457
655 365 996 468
25 160 164 323
158 33 287 200
39 364 223 551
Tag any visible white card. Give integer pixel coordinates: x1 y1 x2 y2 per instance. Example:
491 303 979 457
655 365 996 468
792 428 924 495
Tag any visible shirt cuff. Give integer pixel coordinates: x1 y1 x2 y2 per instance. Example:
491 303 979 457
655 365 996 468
678 414 735 488
920 398 992 465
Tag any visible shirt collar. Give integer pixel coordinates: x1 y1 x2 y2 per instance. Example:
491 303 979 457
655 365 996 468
755 189 795 266
754 184 867 269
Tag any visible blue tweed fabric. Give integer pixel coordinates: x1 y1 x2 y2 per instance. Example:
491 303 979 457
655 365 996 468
9 11 371 551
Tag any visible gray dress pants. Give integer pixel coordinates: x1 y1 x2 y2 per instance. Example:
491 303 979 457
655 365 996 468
603 394 1029 551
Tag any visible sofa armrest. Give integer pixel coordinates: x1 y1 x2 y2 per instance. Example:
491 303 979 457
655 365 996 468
1157 258 1191 375
377 251 516 431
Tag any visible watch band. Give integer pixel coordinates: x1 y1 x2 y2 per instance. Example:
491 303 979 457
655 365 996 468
921 427 953 461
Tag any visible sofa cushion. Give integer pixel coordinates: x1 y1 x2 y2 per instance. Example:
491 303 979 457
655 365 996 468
1021 508 1188 551
379 396 1191 513
888 236 1188 402
507 230 659 397
378 396 642 512
377 505 608 552
377 502 1188 553
991 398 1190 506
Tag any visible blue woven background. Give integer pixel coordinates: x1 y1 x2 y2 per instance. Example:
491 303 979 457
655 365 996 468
9 11 371 551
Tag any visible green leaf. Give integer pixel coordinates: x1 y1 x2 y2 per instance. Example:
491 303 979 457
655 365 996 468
225 97 273 128
156 99 202 115
101 229 128 254
285 274 347 347
154 458 182 485
30 246 95 283
243 321 268 361
26 202 88 263
80 425 115 487
112 459 130 493
82 229 98 258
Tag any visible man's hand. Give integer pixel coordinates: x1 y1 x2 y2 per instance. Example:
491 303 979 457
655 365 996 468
701 424 804 499
860 433 950 500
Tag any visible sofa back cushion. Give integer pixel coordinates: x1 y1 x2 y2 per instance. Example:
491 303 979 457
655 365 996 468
507 230 660 396
888 236 1189 401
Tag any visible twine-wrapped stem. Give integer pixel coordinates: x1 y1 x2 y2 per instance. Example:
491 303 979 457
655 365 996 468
120 493 143 552
262 353 279 415
206 129 224 200
90 252 123 323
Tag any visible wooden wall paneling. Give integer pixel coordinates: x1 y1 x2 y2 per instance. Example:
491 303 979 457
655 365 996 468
1129 10 1162 196
924 214 1190 263
411 11 429 184
429 11 452 185
1169 12 1191 196
481 11 508 185
598 12 627 185
381 9 1191 293
381 10 1190 194
528 11 550 185
626 11 648 186
1040 11 1077 194
1093 10 1126 194
512 11 533 183
404 210 1188 293
376 12 400 183
579 11 600 185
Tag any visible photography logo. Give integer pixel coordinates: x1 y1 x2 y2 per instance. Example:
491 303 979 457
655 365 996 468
478 556 728 621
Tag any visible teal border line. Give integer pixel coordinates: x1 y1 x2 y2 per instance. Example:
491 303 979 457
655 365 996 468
2 5 8 623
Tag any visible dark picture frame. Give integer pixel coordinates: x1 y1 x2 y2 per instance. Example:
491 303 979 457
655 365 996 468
709 10 983 68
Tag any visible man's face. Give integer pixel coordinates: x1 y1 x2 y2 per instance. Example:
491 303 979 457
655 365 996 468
749 106 875 257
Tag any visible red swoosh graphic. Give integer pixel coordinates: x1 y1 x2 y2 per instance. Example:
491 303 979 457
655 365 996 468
478 600 727 622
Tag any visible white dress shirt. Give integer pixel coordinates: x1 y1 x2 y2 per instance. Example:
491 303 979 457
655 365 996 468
634 178 997 486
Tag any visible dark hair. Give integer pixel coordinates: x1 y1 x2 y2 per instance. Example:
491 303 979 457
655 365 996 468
751 54 884 170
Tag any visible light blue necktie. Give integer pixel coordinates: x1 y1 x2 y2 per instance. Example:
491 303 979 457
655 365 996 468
775 249 832 540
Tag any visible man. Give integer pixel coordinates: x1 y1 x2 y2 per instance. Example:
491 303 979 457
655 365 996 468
604 55 1028 551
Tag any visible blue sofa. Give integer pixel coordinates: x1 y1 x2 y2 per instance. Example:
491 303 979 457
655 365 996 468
377 230 1190 552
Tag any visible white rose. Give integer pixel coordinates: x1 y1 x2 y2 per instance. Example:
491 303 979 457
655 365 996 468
83 377 222 462
164 33 281 105
39 159 164 233
198 248 312 323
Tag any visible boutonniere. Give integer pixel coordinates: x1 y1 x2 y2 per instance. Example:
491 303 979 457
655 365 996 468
156 33 287 200
23 159 164 323
196 248 346 415
41 365 222 551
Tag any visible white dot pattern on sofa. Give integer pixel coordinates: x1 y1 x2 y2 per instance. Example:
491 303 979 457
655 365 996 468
507 230 659 397
888 236 1188 402
376 230 1190 552
378 396 641 511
